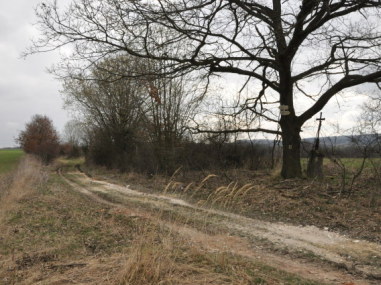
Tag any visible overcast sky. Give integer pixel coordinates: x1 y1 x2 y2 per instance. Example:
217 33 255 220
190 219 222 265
0 1 371 148
0 0 70 148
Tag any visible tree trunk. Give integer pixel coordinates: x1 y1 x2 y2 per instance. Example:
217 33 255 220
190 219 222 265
307 150 324 178
280 119 302 178
278 58 302 178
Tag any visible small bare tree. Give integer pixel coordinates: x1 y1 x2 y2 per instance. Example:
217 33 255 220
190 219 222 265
351 98 381 201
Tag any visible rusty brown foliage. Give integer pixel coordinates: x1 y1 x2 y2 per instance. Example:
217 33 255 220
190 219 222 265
17 115 60 163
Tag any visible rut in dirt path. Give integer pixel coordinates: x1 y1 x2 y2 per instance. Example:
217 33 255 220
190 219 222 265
60 169 381 284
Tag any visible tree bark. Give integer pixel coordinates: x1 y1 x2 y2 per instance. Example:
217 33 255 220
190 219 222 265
280 117 302 178
277 55 302 178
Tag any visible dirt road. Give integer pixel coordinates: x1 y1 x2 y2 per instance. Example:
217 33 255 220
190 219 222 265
60 170 381 284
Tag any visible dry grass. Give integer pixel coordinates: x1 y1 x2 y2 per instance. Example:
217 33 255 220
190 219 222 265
117 223 321 285
0 157 324 284
0 156 47 220
84 162 381 243
118 236 243 285
203 182 255 209
103 173 322 285
0 157 144 284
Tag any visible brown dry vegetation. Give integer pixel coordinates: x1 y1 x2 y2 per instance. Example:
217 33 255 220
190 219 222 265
82 161 381 244
0 156 326 284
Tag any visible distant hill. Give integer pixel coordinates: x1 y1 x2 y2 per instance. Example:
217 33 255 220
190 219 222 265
302 136 351 147
304 134 380 147
237 134 380 147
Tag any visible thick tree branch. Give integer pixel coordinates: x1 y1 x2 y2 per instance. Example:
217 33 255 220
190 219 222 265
299 70 381 124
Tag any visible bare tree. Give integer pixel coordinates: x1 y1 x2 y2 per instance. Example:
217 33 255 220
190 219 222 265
29 0 381 178
63 120 86 147
63 56 148 168
356 98 381 205
358 98 381 139
63 55 201 170
144 61 202 148
62 120 87 157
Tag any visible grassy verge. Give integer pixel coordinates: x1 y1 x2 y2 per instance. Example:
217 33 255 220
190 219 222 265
0 157 325 284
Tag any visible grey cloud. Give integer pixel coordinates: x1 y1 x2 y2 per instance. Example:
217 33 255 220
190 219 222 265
0 0 69 148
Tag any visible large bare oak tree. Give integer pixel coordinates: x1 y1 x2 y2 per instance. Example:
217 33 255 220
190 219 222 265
29 0 381 178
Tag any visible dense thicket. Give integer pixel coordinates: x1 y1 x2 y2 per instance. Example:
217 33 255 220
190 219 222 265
62 56 209 172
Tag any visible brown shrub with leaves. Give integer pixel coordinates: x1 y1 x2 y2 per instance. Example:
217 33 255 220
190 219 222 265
17 115 60 163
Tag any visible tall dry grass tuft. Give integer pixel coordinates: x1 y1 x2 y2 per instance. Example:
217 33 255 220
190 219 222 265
117 227 177 285
164 174 218 196
0 156 47 219
163 172 256 211
116 224 252 285
203 183 255 209
0 173 13 200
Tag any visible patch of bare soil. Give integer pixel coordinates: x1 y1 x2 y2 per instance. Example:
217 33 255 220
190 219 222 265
61 170 381 284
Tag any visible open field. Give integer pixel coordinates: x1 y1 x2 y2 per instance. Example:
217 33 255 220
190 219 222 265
337 157 381 169
0 149 24 174
301 157 381 171
0 156 339 284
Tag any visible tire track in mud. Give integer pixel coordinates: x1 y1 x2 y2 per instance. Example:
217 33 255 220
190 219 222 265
60 169 380 284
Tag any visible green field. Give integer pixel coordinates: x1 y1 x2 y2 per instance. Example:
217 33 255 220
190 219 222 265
302 157 381 171
0 149 24 174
